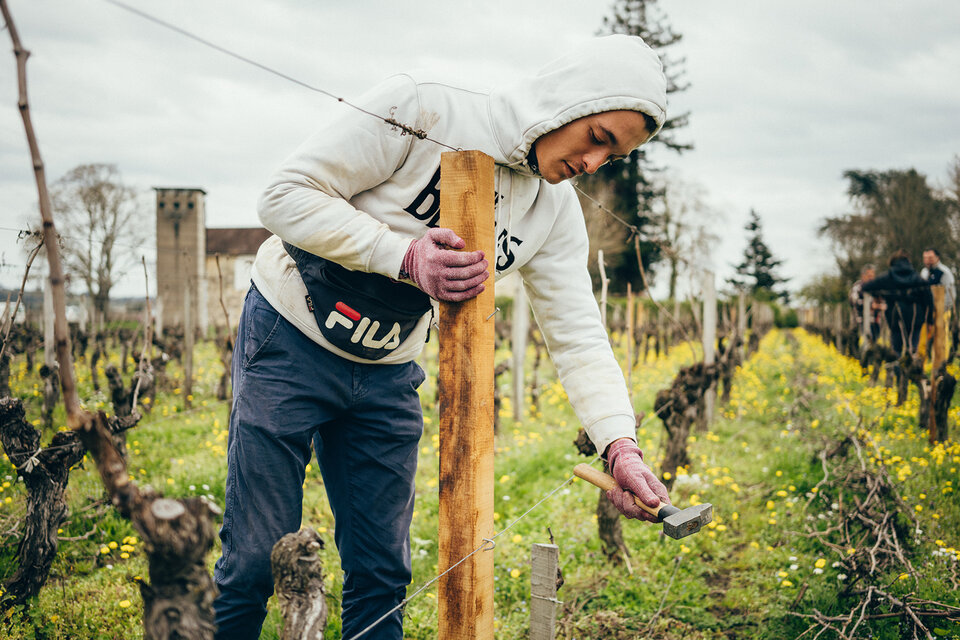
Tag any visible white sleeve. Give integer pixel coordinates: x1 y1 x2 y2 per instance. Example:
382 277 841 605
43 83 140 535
945 267 956 309
519 186 635 455
258 75 419 278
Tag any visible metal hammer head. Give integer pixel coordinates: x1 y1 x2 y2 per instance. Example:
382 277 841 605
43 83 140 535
661 503 713 539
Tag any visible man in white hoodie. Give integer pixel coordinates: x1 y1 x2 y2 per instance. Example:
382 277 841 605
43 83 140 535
213 35 672 640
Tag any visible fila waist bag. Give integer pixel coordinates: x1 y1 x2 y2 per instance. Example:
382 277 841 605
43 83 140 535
283 242 432 360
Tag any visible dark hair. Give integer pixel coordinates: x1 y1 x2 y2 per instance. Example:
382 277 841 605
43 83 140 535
641 112 658 135
889 249 910 267
924 247 941 258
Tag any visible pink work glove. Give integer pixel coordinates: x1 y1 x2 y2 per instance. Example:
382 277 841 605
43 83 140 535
604 438 671 523
401 228 489 301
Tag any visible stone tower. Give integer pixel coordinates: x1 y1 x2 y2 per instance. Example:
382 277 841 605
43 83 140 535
154 187 208 334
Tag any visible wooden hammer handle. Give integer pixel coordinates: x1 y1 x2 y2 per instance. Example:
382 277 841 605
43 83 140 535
573 463 666 519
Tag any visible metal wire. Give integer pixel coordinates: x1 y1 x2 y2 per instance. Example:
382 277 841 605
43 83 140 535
103 0 460 152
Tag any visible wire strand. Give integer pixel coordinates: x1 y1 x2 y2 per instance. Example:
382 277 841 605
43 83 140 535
345 400 678 639
102 0 460 152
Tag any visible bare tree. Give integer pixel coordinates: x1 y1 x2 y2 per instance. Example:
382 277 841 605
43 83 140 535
51 164 147 326
577 181 631 291
651 175 720 299
820 168 955 283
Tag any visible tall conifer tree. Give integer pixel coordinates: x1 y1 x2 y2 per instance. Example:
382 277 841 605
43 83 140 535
728 210 789 301
579 0 691 292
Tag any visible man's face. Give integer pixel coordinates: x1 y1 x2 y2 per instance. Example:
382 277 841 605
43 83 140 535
863 268 875 282
923 250 937 268
531 110 652 185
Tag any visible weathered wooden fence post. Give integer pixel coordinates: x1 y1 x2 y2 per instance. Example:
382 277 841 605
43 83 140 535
438 150 496 640
183 283 194 410
737 292 747 363
833 304 843 350
598 250 609 329
701 271 717 429
512 283 530 421
861 292 873 351
928 285 950 443
529 543 560 640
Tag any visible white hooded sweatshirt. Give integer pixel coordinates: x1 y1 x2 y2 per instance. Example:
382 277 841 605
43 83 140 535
251 35 667 455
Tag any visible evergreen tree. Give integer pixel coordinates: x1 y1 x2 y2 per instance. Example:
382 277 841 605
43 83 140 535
728 210 789 301
579 0 691 292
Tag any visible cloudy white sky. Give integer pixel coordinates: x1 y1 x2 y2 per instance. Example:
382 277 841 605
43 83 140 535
2 0 959 299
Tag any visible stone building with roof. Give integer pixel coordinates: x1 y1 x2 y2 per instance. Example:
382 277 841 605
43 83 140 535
155 187 270 334
204 226 271 329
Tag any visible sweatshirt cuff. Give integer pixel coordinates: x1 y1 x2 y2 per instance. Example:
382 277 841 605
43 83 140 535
587 415 637 459
368 231 416 279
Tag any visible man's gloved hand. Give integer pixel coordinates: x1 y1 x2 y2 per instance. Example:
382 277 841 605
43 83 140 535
401 228 489 301
604 438 671 522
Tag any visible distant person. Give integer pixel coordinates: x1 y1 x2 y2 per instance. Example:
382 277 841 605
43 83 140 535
920 248 955 311
862 250 932 357
849 264 882 341
920 247 955 357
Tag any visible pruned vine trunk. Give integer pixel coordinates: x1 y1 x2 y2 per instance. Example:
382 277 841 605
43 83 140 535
90 337 103 392
657 362 719 490
0 398 133 604
1 352 12 398
595 460 629 565
215 330 233 413
572 415 642 566
76 410 220 640
529 330 544 412
929 364 955 443
40 361 60 429
0 398 85 604
271 528 328 640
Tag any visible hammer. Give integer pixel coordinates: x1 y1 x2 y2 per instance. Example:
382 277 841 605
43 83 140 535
573 464 713 539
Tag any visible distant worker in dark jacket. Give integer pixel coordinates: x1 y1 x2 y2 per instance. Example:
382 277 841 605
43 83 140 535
862 250 933 356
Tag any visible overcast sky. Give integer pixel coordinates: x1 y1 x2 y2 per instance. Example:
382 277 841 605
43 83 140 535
2 0 959 299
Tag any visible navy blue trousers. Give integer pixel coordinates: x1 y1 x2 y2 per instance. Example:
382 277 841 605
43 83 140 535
213 285 425 640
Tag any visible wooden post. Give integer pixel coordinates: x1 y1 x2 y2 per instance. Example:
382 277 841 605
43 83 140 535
438 150 496 640
737 292 747 362
626 283 634 391
512 283 529 422
637 298 646 363
862 293 873 352
183 282 194 410
657 306 665 358
529 543 560 640
834 304 843 350
701 271 717 429
597 250 609 329
43 270 55 368
929 285 946 443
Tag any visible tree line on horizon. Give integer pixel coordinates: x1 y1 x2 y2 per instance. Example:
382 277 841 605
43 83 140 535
803 158 960 305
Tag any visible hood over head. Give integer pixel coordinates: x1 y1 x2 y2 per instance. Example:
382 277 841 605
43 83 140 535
888 257 919 282
490 35 667 174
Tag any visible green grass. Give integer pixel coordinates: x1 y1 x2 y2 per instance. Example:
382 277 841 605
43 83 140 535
1 329 959 638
